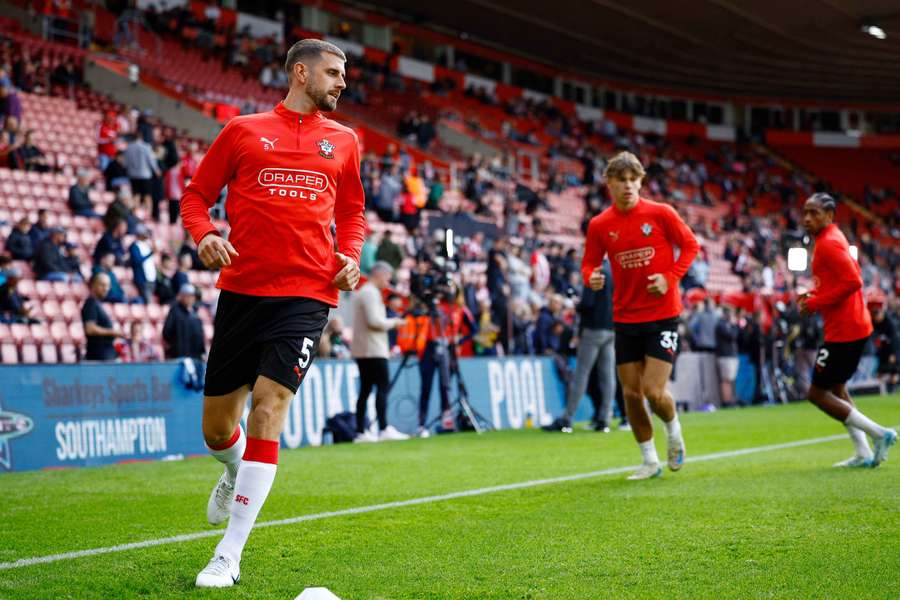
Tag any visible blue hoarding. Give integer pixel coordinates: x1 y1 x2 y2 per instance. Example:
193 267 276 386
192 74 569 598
0 356 579 473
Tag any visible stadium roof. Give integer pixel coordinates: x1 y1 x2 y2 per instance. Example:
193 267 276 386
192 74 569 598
370 0 900 106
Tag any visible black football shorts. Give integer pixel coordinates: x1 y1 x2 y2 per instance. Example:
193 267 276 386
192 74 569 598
614 318 681 366
811 337 868 388
204 290 330 396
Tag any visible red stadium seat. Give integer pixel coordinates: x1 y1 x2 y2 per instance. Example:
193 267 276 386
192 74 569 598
21 343 39 363
40 343 59 363
10 323 31 344
49 320 68 342
59 343 78 363
34 280 52 300
61 300 79 322
68 321 85 344
113 303 130 321
1 343 18 363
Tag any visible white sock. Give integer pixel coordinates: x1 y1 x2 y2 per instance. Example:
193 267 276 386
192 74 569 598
214 437 278 563
844 409 887 440
206 426 246 483
845 424 873 459
215 460 277 563
639 440 659 465
664 415 682 442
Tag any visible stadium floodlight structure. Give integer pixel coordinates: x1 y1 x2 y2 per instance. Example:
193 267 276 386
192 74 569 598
862 24 887 39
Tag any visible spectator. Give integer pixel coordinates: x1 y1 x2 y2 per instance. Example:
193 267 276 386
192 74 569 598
0 129 21 168
104 187 140 233
68 169 101 218
17 130 50 172
533 294 564 354
5 216 34 260
375 229 403 270
386 293 403 348
117 322 161 362
162 283 205 359
375 164 401 222
0 267 36 323
0 85 22 126
715 305 740 407
82 272 124 361
473 297 500 356
350 261 407 443
93 218 128 266
869 297 899 393
170 252 192 297
123 134 160 217
129 224 156 302
320 316 352 359
689 298 718 353
97 111 119 171
103 151 130 191
359 231 378 275
155 252 177 304
28 209 50 249
91 252 128 303
34 227 82 282
545 258 615 432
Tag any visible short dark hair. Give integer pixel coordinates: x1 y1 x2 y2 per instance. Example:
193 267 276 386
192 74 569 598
809 192 837 212
284 39 347 77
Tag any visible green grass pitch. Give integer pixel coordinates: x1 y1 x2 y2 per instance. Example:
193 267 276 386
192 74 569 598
1 395 898 599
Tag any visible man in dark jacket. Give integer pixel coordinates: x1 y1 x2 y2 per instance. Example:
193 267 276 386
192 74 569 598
162 283 205 359
5 216 33 260
93 218 127 265
34 227 81 282
68 169 101 218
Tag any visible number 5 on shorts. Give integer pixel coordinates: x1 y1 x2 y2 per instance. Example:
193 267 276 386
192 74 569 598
298 337 314 369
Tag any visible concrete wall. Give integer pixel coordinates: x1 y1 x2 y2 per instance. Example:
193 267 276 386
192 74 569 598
84 59 223 142
436 122 500 159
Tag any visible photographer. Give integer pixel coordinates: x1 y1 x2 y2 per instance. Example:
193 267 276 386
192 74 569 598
410 263 468 437
351 262 409 443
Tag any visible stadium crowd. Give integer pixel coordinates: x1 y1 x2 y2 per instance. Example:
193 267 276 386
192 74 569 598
0 23 898 409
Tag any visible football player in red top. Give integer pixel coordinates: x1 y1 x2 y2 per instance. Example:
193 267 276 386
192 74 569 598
188 39 367 588
798 193 896 469
582 152 699 480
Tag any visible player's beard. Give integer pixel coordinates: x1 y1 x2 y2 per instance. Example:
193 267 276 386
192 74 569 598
308 82 338 112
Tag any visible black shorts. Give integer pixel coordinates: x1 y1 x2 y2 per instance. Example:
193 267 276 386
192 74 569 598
130 178 152 196
811 338 867 388
614 318 680 366
204 290 330 396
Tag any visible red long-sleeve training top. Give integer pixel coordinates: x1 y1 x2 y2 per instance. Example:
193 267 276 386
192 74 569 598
582 198 699 324
181 102 367 307
805 223 872 342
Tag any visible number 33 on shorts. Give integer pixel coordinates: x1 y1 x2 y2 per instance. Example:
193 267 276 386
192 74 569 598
661 331 679 351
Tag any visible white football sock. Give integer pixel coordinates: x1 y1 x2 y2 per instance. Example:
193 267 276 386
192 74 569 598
206 426 246 483
639 440 659 466
845 424 873 459
844 409 887 440
664 415 682 442
215 459 277 564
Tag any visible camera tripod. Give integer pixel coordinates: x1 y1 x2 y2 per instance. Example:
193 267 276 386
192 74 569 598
388 308 493 434
424 340 494 434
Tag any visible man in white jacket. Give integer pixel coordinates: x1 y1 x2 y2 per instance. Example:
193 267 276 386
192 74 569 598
351 261 409 442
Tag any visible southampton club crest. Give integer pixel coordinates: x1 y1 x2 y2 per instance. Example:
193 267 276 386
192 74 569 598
0 396 34 471
641 222 653 236
317 138 335 159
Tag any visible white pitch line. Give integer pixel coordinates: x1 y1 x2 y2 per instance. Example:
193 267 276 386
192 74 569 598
0 430 869 571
